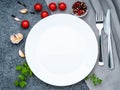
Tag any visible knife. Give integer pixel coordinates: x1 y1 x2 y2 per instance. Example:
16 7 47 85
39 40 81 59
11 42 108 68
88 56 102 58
104 10 114 69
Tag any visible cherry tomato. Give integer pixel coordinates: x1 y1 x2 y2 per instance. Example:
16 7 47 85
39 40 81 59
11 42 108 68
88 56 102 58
58 2 67 11
21 20 30 29
41 11 49 18
34 3 42 11
49 2 57 11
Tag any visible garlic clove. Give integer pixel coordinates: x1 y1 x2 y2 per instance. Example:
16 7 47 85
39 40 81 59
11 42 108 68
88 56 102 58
16 33 23 39
19 49 25 58
10 35 17 44
19 8 28 14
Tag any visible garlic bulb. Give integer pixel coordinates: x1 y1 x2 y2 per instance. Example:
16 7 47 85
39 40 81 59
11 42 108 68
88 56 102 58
10 33 23 44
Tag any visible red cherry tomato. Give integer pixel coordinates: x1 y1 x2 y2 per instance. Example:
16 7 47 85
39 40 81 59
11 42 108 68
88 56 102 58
58 2 67 11
49 2 57 11
34 3 42 11
21 20 30 29
41 11 49 18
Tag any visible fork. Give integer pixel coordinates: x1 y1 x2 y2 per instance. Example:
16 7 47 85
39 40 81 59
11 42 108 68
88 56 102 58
96 12 104 66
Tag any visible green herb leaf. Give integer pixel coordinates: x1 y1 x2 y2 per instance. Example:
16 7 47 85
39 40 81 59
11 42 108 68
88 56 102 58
97 78 102 84
23 62 28 67
14 80 19 87
21 67 28 76
93 80 97 86
93 77 97 86
85 75 89 80
29 71 33 77
16 65 22 71
19 81 27 88
18 75 25 81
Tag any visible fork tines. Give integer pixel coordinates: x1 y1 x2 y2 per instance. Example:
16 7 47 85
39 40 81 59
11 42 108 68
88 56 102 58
96 12 104 23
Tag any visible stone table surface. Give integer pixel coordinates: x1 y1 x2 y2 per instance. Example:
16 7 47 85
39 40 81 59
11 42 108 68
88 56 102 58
0 0 89 90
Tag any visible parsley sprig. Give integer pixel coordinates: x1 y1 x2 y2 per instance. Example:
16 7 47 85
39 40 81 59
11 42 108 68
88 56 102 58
85 74 102 86
14 62 33 88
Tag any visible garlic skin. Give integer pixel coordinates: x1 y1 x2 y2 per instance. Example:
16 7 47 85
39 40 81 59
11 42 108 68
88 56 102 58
19 8 28 14
19 50 25 58
10 33 23 44
14 17 21 21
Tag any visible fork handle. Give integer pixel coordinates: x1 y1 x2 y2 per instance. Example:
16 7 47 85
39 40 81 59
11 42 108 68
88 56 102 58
98 32 104 66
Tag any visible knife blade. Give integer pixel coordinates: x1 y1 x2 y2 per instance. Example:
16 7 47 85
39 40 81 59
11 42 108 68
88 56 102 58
104 9 114 69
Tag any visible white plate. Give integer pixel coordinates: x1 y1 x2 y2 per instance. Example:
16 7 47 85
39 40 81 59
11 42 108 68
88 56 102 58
25 14 98 86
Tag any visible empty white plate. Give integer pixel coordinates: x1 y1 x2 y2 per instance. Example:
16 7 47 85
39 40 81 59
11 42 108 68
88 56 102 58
25 14 98 86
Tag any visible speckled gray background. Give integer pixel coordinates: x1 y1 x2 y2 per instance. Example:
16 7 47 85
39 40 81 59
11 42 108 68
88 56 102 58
0 0 89 90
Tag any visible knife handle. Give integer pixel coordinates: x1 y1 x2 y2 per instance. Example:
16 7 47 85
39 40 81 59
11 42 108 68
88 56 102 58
108 36 114 69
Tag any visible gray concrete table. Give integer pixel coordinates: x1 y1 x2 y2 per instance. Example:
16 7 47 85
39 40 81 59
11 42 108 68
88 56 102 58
0 0 89 90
